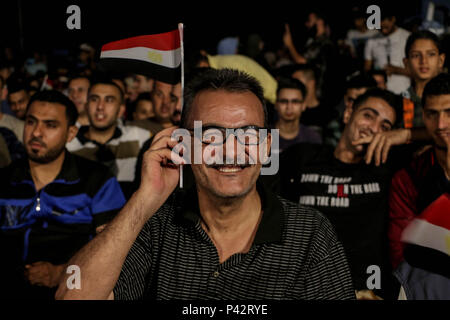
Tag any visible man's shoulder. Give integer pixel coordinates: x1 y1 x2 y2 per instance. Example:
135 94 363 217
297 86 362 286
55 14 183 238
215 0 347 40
69 152 116 180
278 196 340 250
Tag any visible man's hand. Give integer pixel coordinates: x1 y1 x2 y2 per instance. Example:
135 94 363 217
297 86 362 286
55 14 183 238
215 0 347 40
355 289 383 300
352 129 411 166
283 24 307 64
25 262 66 288
138 126 185 206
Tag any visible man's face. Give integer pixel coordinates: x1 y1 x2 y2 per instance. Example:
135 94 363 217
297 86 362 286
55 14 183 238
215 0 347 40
9 90 29 119
68 78 90 115
170 83 182 125
152 81 174 124
404 39 445 82
189 90 269 199
342 97 396 155
134 75 154 93
133 99 154 121
423 94 450 150
344 87 368 110
305 13 318 29
86 84 124 131
24 101 77 164
380 17 396 36
275 88 305 122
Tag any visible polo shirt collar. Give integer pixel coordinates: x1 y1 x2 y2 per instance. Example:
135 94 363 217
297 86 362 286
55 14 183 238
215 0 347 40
10 150 80 184
77 125 122 145
176 178 284 245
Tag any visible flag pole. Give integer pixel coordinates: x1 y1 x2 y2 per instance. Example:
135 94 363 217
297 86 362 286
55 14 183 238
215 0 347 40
178 22 184 189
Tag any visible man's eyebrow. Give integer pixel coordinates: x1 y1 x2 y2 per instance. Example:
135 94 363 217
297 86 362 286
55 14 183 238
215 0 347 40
360 107 393 126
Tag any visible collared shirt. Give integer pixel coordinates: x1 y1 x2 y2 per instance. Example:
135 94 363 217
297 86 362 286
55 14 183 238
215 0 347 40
0 151 126 265
66 122 151 183
113 183 355 300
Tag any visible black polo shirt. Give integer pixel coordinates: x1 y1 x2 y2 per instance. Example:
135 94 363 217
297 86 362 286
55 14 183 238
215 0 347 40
113 182 355 300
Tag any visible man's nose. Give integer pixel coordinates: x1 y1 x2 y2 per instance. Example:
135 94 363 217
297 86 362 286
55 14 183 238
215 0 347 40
32 123 43 137
437 113 448 129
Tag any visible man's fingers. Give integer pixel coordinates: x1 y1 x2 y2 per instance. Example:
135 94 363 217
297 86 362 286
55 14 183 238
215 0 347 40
381 139 392 164
374 135 386 166
365 134 381 164
352 135 373 146
148 147 186 167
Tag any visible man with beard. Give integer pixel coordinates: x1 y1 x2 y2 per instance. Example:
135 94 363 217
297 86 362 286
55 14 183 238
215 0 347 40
0 90 125 299
66 78 151 199
56 68 355 300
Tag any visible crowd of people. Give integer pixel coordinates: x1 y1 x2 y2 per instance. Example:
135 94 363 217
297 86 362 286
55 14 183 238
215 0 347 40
0 5 449 300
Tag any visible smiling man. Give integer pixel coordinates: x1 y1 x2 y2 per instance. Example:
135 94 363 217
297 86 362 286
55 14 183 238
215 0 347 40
278 88 406 299
56 68 354 300
0 90 125 299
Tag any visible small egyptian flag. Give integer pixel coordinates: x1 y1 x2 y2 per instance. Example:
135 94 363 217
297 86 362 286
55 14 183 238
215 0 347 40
98 29 181 84
401 193 450 278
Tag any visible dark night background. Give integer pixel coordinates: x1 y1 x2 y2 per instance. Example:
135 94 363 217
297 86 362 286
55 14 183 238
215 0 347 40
1 0 425 60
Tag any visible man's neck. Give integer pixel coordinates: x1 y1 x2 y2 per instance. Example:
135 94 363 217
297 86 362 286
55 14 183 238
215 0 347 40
29 152 65 191
434 147 450 180
413 79 429 98
86 125 116 145
276 119 300 139
197 186 262 263
334 139 363 164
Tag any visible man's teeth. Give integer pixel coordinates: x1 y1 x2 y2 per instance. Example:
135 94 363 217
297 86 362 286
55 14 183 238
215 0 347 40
217 166 242 173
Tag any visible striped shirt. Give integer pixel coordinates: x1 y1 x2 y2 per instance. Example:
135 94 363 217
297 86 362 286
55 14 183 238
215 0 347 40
66 121 151 183
113 183 355 300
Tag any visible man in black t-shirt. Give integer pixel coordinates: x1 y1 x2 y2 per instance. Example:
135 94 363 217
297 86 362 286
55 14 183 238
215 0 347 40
277 88 420 300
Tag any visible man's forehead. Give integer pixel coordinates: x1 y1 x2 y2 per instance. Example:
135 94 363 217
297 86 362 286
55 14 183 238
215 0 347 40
192 90 264 126
70 78 90 87
278 88 302 98
358 97 396 121
424 94 450 109
27 101 66 118
90 83 120 96
155 81 173 91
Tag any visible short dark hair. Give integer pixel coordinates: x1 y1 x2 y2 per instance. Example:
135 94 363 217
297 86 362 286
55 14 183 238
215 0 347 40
346 74 377 91
405 30 442 57
89 76 124 104
181 68 268 128
352 88 402 127
422 73 450 108
276 77 307 100
27 90 79 126
68 74 91 85
7 80 28 96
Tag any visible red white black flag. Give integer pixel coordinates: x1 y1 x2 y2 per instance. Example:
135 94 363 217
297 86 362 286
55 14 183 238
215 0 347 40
98 29 181 84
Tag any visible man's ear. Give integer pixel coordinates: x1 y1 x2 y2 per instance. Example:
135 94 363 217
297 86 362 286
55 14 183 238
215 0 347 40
403 57 409 70
343 105 353 124
67 125 79 143
118 104 126 119
439 53 446 70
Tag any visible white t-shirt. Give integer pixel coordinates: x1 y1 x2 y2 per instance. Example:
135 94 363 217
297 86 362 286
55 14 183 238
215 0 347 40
346 29 378 58
364 27 411 94
0 113 24 142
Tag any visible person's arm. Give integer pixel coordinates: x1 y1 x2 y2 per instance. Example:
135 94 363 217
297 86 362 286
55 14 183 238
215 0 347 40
55 127 184 300
388 170 418 270
384 65 410 77
352 127 431 166
283 24 307 64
